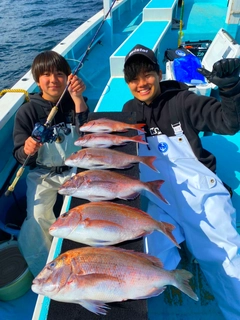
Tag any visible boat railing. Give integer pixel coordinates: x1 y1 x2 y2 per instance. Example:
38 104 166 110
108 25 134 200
226 0 240 24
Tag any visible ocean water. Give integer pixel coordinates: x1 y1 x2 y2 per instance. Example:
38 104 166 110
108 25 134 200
0 0 102 90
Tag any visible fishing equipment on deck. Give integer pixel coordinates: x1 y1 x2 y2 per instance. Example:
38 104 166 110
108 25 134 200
4 0 118 197
0 238 33 301
165 28 240 96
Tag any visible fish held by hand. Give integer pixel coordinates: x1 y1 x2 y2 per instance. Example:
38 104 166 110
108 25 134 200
49 201 179 248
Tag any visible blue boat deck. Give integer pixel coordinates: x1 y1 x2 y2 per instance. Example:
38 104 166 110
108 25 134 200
1 0 240 319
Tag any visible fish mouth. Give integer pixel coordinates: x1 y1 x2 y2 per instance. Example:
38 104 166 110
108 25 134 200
58 188 74 195
49 225 72 237
64 159 72 166
31 281 42 294
81 122 95 132
48 225 56 234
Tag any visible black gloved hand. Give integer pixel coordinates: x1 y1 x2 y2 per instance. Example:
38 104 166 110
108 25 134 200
197 58 240 88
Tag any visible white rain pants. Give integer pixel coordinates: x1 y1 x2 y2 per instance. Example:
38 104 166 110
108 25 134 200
18 124 78 277
138 130 240 320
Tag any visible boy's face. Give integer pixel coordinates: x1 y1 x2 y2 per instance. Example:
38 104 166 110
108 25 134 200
127 70 162 105
37 70 68 102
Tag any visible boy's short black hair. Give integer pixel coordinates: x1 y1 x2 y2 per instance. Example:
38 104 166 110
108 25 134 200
31 50 71 82
123 44 160 83
124 55 160 83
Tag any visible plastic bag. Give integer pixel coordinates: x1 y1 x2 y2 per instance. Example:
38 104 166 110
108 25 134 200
173 54 206 84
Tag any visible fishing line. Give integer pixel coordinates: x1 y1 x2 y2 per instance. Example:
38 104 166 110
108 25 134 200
46 0 118 126
5 0 118 197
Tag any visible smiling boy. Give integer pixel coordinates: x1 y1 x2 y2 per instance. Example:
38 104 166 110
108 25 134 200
122 44 240 319
13 50 88 276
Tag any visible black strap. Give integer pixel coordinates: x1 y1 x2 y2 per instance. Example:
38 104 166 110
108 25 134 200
169 99 180 126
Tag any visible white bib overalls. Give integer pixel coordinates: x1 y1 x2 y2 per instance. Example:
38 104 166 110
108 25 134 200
18 125 78 277
138 123 240 320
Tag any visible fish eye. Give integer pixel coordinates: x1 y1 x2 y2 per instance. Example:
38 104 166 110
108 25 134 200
48 261 56 269
61 212 69 218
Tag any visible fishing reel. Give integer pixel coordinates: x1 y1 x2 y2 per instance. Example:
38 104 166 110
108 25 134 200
32 122 71 143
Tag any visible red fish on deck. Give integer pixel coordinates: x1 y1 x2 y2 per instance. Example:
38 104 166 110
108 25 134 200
65 147 158 171
79 118 145 133
74 132 147 148
58 169 166 203
49 201 179 247
32 247 198 315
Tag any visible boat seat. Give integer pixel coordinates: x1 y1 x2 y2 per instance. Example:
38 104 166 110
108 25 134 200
143 0 178 21
110 20 171 77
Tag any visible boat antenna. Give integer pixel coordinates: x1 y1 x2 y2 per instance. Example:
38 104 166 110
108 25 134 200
5 0 118 197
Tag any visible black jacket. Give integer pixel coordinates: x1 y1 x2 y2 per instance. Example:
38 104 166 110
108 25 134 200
13 92 88 166
123 80 240 172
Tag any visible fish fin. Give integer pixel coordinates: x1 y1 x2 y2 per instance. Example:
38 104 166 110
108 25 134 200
146 180 168 204
117 164 134 170
90 239 114 246
131 135 148 145
79 299 110 315
140 156 158 172
105 247 164 268
134 252 164 268
98 144 112 148
120 192 139 200
157 221 181 249
87 196 115 201
133 286 166 300
171 269 199 301
132 123 146 133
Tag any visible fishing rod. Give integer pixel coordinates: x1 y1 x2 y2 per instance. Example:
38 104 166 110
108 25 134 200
45 0 118 126
5 0 118 197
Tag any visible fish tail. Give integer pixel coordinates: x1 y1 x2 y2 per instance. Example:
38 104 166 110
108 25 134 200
140 156 158 172
146 180 168 204
132 123 146 133
157 221 181 249
131 135 148 145
172 269 199 301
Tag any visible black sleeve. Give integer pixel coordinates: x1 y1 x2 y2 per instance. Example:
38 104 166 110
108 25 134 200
13 103 38 166
75 108 89 134
182 81 240 134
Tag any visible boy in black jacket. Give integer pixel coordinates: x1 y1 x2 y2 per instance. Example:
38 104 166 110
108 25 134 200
13 50 88 276
123 44 240 319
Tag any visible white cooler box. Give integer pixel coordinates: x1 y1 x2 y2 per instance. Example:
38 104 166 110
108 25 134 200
165 28 240 96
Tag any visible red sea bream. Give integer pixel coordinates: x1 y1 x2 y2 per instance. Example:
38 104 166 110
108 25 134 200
31 247 198 315
65 147 158 171
79 118 145 133
74 132 148 148
49 201 179 247
58 169 166 203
